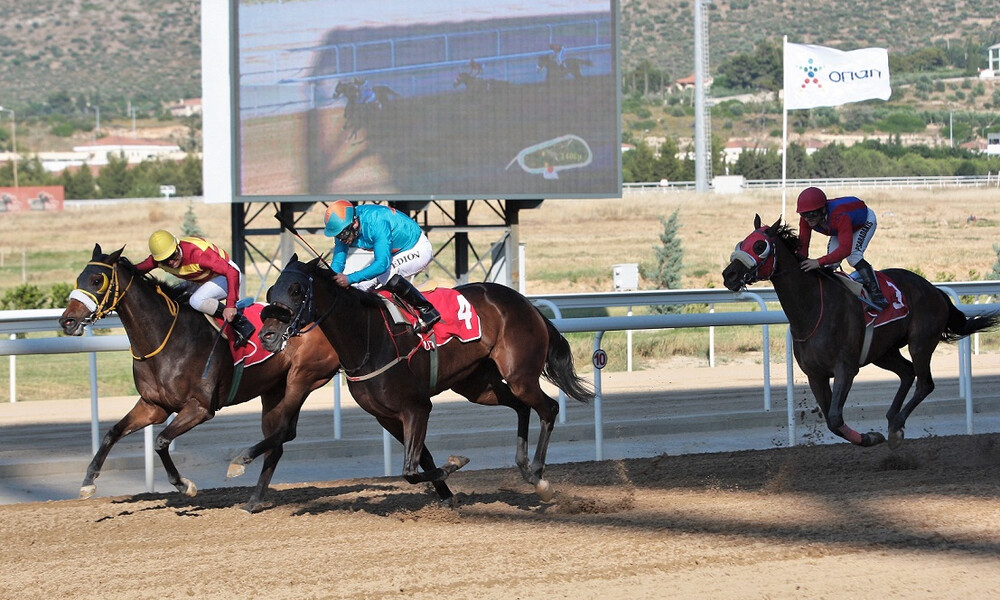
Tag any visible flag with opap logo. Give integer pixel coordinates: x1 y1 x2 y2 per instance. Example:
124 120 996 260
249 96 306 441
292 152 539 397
783 42 891 110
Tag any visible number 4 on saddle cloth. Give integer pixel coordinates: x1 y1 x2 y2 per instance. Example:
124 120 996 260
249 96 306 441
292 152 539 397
377 288 483 350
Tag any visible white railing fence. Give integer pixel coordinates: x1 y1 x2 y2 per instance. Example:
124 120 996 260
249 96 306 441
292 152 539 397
2 282 998 489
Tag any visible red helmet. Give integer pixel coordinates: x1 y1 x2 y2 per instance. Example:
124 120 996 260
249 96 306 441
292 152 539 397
796 187 827 213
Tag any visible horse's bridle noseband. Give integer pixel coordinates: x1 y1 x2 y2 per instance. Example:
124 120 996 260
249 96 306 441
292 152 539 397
70 260 134 325
729 228 777 287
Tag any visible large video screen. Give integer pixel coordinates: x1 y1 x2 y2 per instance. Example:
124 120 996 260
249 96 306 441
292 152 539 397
234 0 619 200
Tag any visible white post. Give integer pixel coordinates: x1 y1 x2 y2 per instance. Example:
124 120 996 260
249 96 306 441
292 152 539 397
8 333 15 403
333 372 342 439
518 243 526 295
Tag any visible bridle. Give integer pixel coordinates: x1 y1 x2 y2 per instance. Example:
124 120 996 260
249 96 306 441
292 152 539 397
729 227 825 342
263 264 417 382
69 259 181 361
728 227 777 287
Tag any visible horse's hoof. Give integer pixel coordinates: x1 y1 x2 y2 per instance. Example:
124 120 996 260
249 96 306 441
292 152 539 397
79 485 96 499
448 455 470 469
227 463 246 478
241 502 261 514
865 431 887 447
536 479 553 502
178 478 198 497
888 429 904 450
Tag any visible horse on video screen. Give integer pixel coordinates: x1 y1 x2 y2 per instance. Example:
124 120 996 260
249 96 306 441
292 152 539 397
537 55 592 81
332 79 400 141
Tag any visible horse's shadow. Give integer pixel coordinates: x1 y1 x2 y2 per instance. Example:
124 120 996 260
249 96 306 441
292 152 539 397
105 480 546 517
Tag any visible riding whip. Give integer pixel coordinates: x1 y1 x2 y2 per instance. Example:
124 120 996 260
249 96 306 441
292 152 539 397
273 211 333 270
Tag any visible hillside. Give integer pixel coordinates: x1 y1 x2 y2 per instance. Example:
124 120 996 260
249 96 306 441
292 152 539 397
1 0 997 112
623 0 999 77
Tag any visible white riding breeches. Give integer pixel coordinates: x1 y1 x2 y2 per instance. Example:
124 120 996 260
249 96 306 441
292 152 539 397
189 261 244 314
826 208 877 269
354 234 434 291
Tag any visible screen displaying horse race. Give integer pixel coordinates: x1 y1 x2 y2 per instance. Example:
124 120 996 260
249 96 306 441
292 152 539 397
234 0 619 201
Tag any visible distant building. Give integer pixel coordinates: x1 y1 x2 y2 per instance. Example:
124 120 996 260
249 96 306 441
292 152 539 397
987 132 1000 157
72 136 184 166
165 98 202 118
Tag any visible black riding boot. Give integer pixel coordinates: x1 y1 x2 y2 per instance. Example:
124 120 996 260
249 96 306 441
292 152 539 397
383 274 441 333
214 303 255 347
230 313 256 348
854 260 889 310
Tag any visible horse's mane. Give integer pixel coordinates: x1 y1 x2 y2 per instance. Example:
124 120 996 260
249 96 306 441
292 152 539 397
770 220 803 259
115 255 194 305
302 261 384 309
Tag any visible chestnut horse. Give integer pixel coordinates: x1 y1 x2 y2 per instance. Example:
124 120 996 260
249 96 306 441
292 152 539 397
258 255 594 503
58 244 341 512
722 215 1000 448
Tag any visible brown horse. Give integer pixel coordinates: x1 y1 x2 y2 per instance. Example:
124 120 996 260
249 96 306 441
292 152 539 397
258 255 594 503
722 215 1000 448
58 244 341 512
453 71 511 92
537 55 592 81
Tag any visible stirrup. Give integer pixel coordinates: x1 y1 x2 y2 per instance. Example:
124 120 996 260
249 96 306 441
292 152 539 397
414 309 441 334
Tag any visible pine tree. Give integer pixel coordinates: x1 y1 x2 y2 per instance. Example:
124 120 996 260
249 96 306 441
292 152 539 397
643 210 683 314
181 202 204 237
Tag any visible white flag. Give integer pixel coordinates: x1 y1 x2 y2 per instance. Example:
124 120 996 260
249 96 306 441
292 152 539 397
783 42 891 110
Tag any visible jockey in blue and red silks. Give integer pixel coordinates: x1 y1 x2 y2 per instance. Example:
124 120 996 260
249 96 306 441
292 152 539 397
135 230 256 346
796 186 889 310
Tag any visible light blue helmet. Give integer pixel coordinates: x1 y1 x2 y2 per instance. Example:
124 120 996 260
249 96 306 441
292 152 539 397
324 200 355 238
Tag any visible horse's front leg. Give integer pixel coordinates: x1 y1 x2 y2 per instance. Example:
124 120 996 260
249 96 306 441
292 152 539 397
154 401 216 496
399 406 468 485
825 372 886 447
375 415 462 502
872 349 916 448
80 398 169 499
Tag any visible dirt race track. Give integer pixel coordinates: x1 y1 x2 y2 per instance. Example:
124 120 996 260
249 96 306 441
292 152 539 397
2 429 999 599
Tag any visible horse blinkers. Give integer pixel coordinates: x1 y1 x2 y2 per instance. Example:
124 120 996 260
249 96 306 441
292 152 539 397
729 228 776 285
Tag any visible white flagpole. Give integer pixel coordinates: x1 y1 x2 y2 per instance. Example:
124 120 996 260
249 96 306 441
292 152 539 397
781 35 789 221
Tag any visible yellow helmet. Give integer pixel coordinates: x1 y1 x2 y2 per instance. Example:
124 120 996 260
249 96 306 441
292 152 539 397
148 229 179 261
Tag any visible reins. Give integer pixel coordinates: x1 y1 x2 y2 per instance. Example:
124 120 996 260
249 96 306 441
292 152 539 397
74 260 181 361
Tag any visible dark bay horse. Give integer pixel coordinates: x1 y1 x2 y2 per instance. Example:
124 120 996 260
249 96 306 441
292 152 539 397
58 245 341 512
722 215 1000 448
453 71 511 92
258 256 594 503
537 55 591 81
332 79 399 141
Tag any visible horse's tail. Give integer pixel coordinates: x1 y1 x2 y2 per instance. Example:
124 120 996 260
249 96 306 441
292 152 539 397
539 312 594 404
941 293 1000 342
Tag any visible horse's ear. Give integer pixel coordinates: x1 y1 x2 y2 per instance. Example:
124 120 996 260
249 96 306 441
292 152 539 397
753 214 762 229
771 216 782 231
108 246 125 263
286 253 299 266
91 243 102 260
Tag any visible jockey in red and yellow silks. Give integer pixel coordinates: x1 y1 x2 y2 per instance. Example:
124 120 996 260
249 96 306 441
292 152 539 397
135 230 255 346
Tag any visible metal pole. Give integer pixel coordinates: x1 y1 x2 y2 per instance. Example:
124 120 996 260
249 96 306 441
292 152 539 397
87 327 100 454
592 331 605 460
8 333 14 403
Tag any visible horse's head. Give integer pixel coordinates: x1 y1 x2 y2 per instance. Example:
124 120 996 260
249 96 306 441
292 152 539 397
722 214 784 291
259 254 322 352
454 72 467 88
59 243 127 335
333 80 356 100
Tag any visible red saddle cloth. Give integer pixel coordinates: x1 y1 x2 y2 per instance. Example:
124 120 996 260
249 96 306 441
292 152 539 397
863 271 909 327
377 288 482 350
213 302 274 367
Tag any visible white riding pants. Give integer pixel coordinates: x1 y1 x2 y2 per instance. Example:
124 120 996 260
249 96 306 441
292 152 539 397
355 234 433 291
189 260 244 314
826 208 877 269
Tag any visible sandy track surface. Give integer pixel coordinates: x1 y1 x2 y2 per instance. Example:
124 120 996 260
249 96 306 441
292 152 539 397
1 430 999 600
